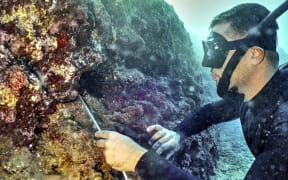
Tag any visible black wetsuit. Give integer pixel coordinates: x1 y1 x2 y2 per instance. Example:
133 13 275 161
135 67 288 180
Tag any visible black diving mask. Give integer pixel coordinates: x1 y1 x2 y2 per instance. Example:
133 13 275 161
201 31 276 69
202 32 241 69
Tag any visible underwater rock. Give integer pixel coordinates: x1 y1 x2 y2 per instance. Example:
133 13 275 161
0 0 108 179
0 135 44 179
36 103 110 179
0 0 217 179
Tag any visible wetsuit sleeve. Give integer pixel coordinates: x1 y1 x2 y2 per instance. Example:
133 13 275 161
244 103 288 180
136 150 200 180
134 99 240 180
174 99 241 136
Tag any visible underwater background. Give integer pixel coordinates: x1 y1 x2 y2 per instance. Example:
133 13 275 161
0 0 287 179
167 0 288 179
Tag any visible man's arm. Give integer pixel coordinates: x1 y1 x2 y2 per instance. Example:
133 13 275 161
244 133 288 179
95 131 201 179
245 104 288 180
147 98 242 158
175 98 241 136
136 150 200 180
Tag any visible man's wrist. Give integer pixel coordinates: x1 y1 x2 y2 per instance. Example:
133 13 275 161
131 146 148 171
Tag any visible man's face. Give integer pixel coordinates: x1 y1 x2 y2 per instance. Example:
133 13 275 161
210 23 236 86
210 23 249 89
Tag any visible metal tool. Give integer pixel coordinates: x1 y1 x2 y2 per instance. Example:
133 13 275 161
78 95 128 180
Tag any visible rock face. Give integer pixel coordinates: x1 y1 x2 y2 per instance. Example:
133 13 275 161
0 0 218 179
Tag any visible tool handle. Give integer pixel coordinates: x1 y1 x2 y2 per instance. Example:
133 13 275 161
78 95 128 180
78 95 102 131
122 171 128 180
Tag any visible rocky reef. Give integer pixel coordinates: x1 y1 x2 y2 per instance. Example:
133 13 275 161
0 0 218 179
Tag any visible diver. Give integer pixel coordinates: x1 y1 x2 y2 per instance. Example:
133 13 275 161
95 3 288 180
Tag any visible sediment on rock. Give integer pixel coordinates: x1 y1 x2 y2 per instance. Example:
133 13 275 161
0 0 217 179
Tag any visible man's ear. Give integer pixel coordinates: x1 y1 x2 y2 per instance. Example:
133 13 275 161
250 46 265 64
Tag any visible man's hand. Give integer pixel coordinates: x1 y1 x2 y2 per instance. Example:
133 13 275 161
95 130 147 172
147 124 181 159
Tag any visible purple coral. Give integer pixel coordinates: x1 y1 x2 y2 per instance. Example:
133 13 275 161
101 67 186 135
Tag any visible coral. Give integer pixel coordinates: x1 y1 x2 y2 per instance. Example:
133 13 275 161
36 104 111 179
0 0 108 178
0 136 45 179
0 0 105 143
85 67 190 142
4 65 29 95
0 0 217 179
0 0 104 102
0 66 27 125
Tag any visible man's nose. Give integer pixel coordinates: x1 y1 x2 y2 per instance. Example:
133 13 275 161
210 68 218 81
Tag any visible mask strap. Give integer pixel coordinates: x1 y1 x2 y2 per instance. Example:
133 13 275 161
217 47 247 99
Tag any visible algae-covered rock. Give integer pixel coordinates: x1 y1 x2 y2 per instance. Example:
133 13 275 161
0 0 217 179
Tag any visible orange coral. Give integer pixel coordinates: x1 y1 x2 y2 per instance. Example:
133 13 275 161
57 32 69 49
4 65 29 96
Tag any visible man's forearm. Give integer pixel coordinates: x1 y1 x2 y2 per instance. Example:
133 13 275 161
136 150 200 180
174 99 241 137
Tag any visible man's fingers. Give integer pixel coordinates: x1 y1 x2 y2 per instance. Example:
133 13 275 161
149 130 166 145
165 151 175 160
156 146 165 155
96 139 106 148
147 124 162 133
152 135 171 150
151 130 166 141
95 130 111 139
156 139 176 154
155 139 175 155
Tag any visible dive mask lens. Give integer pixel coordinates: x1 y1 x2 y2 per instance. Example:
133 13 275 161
202 33 231 68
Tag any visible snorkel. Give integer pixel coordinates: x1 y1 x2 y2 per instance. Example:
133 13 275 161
202 1 288 99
